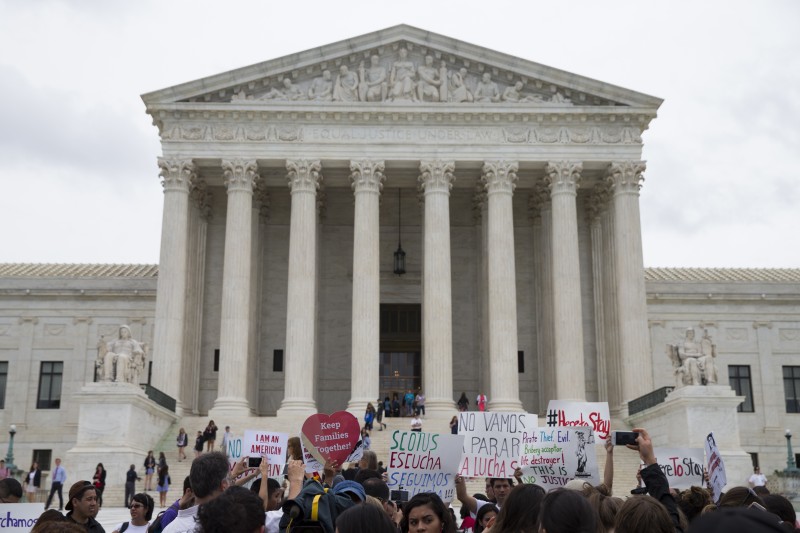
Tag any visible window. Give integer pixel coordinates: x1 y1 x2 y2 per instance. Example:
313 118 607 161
518 351 524 373
36 362 63 409
214 349 220 372
273 350 284 372
0 361 7 409
33 449 52 471
783 366 800 413
749 452 759 469
729 365 754 412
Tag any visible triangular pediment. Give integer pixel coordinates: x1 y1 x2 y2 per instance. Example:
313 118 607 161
142 25 661 110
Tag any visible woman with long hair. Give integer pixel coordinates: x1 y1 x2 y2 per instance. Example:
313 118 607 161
474 503 499 533
457 392 469 412
143 451 156 491
92 463 106 508
112 492 154 533
538 488 596 533
203 420 218 452
449 415 458 434
400 493 456 533
24 462 41 502
337 503 397 533
490 484 545 533
176 428 188 461
156 465 171 508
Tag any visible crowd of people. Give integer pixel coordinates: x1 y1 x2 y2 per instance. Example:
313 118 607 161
2 415 798 532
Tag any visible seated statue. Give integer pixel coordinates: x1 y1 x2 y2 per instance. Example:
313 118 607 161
358 56 387 102
96 325 146 384
668 327 718 387
308 70 333 101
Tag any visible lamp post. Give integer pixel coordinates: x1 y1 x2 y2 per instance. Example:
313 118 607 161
4 424 16 474
785 429 799 473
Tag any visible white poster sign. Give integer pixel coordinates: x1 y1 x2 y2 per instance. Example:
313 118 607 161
518 426 600 491
0 503 43 531
651 447 704 489
545 400 611 441
705 432 727 502
387 430 465 504
243 429 289 477
457 411 538 478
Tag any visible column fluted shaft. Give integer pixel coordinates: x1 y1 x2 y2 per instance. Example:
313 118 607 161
545 161 586 401
212 159 258 416
152 158 195 408
482 161 523 411
347 160 385 415
419 160 456 413
279 160 322 416
607 162 654 403
531 184 555 408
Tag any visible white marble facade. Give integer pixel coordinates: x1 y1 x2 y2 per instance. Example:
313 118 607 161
1 26 799 475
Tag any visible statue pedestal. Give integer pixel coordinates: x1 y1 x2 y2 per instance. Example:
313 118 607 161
626 385 752 490
66 383 179 497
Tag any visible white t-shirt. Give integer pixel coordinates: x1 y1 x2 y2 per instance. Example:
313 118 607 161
410 417 422 430
113 522 150 533
265 510 283 533
161 505 199 533
749 473 767 487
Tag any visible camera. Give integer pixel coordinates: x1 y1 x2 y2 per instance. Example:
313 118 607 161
611 431 639 446
390 488 409 505
248 457 262 468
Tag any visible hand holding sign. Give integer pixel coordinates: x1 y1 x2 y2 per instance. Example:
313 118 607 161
301 411 361 466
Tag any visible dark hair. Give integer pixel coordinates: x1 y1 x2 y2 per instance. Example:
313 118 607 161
30 523 85 533
718 486 764 509
354 468 381 485
30 509 67 532
475 503 500 533
400 493 457 533
585 489 622 533
614 495 673 533
158 465 169 486
336 503 397 533
190 452 229 498
489 478 514 487
132 492 155 521
197 486 264 533
287 436 303 460
362 477 390 501
182 475 192 492
761 494 796 525
0 478 23 499
490 484 544 533
678 486 712 523
538 488 596 533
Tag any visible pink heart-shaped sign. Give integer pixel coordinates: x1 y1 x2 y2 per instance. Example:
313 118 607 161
300 411 361 466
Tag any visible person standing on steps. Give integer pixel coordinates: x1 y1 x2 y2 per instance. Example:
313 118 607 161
176 428 188 462
45 457 66 510
143 452 156 492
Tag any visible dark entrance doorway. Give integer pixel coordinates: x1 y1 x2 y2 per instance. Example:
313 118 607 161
379 304 421 415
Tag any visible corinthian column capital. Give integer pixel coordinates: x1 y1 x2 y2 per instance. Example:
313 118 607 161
286 159 322 194
418 160 456 195
350 159 386 194
544 161 582 196
481 160 518 195
606 161 646 194
158 158 196 192
222 159 259 193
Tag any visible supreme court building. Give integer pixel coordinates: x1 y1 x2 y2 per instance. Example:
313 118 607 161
3 25 800 474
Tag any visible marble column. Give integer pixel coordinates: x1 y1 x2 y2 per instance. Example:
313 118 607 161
347 160 385 414
419 160 456 413
754 321 781 430
152 158 195 409
278 160 322 417
211 159 258 417
531 183 555 408
545 161 585 401
587 188 608 402
474 187 491 399
607 162 653 404
482 161 523 411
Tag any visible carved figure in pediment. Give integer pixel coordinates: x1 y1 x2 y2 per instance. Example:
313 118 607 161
308 70 333 101
549 91 573 105
333 65 359 102
260 78 305 101
448 67 473 103
668 327 719 387
358 55 388 102
416 55 443 102
389 48 417 102
474 73 500 103
231 89 250 102
502 81 543 103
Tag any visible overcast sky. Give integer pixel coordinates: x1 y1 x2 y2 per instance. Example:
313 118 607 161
1 0 797 268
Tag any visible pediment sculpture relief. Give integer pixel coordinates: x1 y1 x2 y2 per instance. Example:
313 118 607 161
667 327 719 387
225 47 580 106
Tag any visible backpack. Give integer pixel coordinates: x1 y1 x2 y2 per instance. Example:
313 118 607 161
119 523 129 533
279 478 355 533
147 510 167 533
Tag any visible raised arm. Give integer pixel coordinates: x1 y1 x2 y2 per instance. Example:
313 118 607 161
455 475 478 514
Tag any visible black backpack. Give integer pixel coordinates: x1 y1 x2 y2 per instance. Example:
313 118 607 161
279 478 355 533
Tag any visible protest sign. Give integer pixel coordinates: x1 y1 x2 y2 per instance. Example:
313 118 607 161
0 503 42 531
705 432 727 502
650 447 704 489
545 400 610 441
242 429 289 477
518 426 600 491
301 438 365 474
457 411 537 478
387 430 465 504
300 411 362 467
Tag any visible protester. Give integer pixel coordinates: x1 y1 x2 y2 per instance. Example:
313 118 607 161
194 431 204 458
337 503 397 533
124 464 141 508
474 503 499 533
24 461 41 502
677 486 712 524
537 489 596 533
761 493 797 530
65 480 104 532
457 392 469 412
688 507 787 533
365 403 376 431
718 486 765 509
92 463 106 509
0 477 23 503
45 457 67 510
488 484 545 532
410 411 423 432
157 465 171 508
449 415 458 434
196 486 264 533
112 492 153 533
399 492 456 533
162 452 229 533
376 397 387 430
